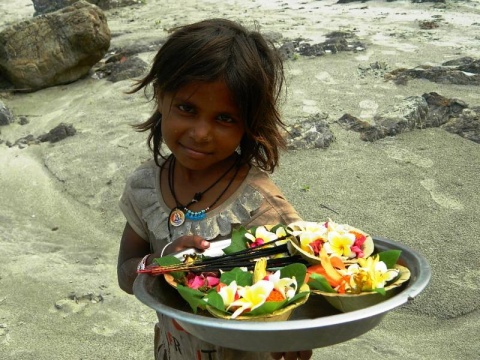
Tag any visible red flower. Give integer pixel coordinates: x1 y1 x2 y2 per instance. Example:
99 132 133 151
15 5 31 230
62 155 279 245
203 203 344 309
350 232 366 258
309 239 324 256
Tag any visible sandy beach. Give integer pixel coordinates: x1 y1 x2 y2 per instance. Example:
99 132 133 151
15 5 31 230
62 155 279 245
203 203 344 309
1 0 479 359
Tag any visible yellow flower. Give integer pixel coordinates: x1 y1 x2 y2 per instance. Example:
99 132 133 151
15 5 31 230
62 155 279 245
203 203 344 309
324 230 355 258
346 256 399 292
228 280 274 319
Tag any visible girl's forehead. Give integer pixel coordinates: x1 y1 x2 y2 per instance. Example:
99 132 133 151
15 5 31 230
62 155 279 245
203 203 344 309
175 80 229 96
172 81 239 109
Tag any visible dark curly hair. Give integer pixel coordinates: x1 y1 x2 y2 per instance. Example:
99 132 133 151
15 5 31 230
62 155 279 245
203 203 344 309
129 18 287 173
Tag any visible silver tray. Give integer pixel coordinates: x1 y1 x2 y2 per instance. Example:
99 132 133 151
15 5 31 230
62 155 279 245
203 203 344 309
133 237 431 351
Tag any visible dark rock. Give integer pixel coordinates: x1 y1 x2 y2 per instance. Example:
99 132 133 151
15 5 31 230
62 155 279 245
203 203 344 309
337 114 374 132
94 55 148 82
357 61 389 79
385 58 480 86
0 74 14 91
0 101 14 126
38 123 77 143
458 60 480 74
279 32 366 60
285 113 335 149
32 0 78 15
442 57 475 67
442 107 480 144
422 92 467 127
278 42 296 60
338 92 477 143
19 116 29 125
32 0 144 15
0 1 111 91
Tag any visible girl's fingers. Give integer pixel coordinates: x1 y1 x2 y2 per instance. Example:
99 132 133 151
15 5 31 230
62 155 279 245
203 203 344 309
173 235 210 251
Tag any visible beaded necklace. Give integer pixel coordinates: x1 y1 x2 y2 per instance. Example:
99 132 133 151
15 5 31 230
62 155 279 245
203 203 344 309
167 155 240 228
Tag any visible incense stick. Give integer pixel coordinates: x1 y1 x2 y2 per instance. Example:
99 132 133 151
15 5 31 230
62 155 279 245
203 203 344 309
145 237 295 274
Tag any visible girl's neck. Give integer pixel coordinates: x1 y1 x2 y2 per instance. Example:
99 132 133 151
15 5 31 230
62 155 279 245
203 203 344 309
161 154 249 213
173 154 239 184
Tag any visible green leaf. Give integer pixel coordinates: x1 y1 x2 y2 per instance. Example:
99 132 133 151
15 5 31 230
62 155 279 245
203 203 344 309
154 255 181 266
223 226 249 254
379 250 402 269
307 273 336 293
286 291 309 305
248 300 287 316
152 255 185 281
373 287 386 296
220 268 253 286
279 263 307 288
175 285 208 313
205 291 226 312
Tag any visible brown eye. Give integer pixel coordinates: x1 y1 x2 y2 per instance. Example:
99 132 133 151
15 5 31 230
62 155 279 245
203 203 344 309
178 104 194 113
218 114 234 123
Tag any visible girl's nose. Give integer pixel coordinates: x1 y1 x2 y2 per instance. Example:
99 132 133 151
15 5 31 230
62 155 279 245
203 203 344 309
190 117 212 142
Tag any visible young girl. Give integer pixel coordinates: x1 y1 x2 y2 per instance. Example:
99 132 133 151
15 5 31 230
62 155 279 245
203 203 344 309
117 18 312 360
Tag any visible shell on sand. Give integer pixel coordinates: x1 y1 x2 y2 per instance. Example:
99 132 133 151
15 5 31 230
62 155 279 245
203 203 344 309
312 265 411 313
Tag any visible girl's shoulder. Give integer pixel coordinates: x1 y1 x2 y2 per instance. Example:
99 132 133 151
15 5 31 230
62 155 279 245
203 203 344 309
243 166 301 227
245 166 283 197
124 158 161 188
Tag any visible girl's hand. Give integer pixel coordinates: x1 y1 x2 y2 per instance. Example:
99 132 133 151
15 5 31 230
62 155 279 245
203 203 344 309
271 350 312 360
161 235 210 256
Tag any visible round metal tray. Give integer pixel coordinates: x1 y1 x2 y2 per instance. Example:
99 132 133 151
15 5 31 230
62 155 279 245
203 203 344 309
133 237 431 351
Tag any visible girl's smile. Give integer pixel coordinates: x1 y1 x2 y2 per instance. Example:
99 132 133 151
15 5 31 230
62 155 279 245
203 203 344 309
160 80 245 174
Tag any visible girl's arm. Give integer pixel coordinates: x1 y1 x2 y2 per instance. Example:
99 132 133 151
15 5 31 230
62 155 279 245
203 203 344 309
117 222 150 294
117 222 212 294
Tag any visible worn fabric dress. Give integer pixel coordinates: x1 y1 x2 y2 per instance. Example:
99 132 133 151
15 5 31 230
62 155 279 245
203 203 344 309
119 159 301 360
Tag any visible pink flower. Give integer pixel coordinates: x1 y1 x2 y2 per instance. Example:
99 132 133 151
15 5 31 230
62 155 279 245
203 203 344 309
350 232 366 258
186 273 220 290
249 238 265 248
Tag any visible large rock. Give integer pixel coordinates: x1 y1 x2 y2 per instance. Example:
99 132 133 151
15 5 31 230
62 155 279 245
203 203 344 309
0 1 110 91
32 0 143 15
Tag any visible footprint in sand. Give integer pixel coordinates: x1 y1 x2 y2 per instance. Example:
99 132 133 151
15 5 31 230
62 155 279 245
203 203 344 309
315 71 337 84
52 292 104 317
302 99 320 114
92 324 118 337
447 268 480 290
0 323 10 345
382 145 434 168
420 179 464 211
359 99 379 119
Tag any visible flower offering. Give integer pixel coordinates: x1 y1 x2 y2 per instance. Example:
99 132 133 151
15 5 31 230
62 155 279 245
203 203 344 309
141 221 412 316
160 257 310 320
306 247 410 312
287 220 374 264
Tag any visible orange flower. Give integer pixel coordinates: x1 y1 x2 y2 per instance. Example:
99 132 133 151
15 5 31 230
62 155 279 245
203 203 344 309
265 289 285 302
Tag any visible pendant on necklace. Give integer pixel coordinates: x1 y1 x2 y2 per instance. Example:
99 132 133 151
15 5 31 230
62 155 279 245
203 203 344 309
169 208 185 227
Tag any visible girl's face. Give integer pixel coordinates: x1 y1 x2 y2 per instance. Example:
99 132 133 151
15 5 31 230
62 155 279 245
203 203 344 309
159 80 245 172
